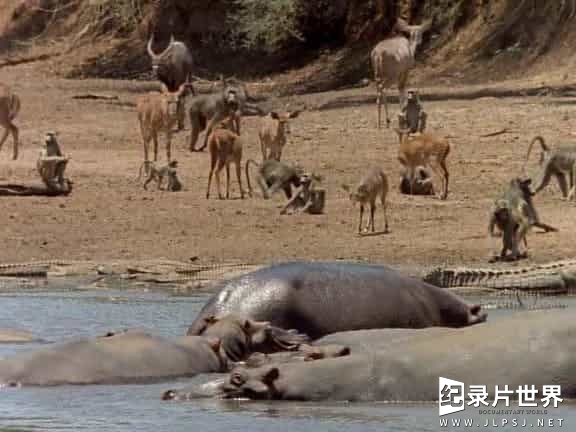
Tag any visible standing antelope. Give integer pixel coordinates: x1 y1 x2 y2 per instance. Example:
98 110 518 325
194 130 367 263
0 83 21 160
396 128 450 200
371 18 431 129
136 84 186 170
259 110 300 162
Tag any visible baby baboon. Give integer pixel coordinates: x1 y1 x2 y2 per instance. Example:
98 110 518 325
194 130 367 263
398 90 427 134
245 159 304 200
143 160 182 191
206 127 244 200
188 78 242 152
280 173 325 215
488 178 557 262
399 165 434 195
525 135 576 200
342 166 389 234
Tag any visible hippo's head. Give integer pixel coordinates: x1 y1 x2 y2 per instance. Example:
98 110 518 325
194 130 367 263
199 314 270 362
198 314 310 362
220 366 281 400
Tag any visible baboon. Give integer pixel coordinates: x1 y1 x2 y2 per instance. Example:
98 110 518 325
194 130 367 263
280 174 325 215
0 83 21 160
143 160 182 191
37 131 70 192
188 78 242 152
398 90 427 133
206 127 244 200
525 135 576 200
396 128 450 199
245 159 304 200
488 178 557 262
136 83 186 166
259 110 301 161
399 165 434 195
342 166 389 234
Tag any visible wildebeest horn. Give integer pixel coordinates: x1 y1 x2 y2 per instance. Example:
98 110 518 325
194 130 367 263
395 18 411 33
419 19 432 33
148 33 175 59
147 34 157 58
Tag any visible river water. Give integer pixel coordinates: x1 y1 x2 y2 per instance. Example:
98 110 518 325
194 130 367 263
0 285 575 431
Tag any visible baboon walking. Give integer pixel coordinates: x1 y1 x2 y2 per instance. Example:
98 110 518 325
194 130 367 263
525 135 576 200
143 160 181 191
245 159 304 199
488 178 557 262
342 167 389 234
188 79 242 152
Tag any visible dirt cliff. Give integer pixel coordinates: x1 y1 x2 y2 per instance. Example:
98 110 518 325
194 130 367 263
1 0 575 92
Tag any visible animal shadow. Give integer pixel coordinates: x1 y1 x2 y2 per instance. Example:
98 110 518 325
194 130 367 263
357 229 390 238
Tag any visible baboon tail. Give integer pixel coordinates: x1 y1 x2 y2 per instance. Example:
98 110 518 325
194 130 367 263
245 159 259 196
522 136 548 175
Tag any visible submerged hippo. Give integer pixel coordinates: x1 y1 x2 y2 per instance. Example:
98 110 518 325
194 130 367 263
187 261 487 339
0 330 225 386
185 309 576 402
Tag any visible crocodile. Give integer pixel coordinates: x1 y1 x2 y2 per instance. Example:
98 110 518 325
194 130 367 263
423 259 576 294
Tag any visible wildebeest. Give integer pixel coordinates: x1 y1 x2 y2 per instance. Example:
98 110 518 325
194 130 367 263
147 34 195 130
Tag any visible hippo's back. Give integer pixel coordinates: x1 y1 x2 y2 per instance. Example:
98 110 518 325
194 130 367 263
187 261 469 338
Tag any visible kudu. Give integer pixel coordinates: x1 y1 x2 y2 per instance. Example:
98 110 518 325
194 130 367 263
147 34 195 130
370 18 431 129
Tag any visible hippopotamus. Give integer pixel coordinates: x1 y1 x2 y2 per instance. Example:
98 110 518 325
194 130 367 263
187 261 487 339
316 327 454 353
161 343 350 401
0 330 225 386
176 309 576 401
0 328 43 343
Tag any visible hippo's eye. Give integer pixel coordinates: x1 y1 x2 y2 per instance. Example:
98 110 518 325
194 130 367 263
231 373 244 386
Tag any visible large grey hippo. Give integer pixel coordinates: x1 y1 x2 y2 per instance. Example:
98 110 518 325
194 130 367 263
187 261 487 339
0 330 225 386
170 309 576 401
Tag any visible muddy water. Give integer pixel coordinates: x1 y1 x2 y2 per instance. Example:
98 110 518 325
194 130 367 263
0 286 575 431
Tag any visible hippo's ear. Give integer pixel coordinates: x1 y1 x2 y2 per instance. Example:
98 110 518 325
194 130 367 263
262 367 280 385
204 315 218 325
244 319 270 334
270 111 280 120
